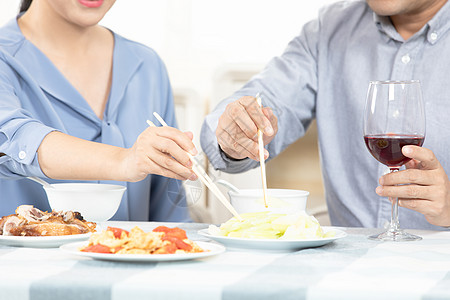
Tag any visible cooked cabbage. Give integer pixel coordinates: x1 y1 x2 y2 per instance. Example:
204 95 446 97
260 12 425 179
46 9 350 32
209 211 335 240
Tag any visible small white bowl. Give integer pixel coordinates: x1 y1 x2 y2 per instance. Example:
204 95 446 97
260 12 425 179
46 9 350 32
228 188 309 215
44 183 126 222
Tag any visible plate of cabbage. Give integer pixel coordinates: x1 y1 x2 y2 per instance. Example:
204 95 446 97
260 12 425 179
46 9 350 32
199 212 346 251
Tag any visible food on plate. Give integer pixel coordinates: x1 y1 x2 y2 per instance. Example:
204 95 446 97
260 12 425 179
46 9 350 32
208 211 335 240
80 226 205 254
0 205 96 236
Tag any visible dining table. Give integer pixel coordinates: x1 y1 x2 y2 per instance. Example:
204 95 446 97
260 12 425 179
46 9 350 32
0 221 449 300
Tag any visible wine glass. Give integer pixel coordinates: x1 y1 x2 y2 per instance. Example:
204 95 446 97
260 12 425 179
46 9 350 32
363 80 425 241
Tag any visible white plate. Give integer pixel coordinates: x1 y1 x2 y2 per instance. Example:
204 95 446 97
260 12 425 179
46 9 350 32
60 241 226 262
0 233 91 248
198 226 347 252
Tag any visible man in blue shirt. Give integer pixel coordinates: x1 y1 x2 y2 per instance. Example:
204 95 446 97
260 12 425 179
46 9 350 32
201 0 450 230
0 0 196 221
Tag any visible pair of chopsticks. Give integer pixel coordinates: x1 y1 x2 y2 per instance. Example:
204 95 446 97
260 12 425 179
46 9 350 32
255 93 269 208
147 112 243 221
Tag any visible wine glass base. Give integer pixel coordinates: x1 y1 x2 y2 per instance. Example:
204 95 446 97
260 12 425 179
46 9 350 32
368 229 422 242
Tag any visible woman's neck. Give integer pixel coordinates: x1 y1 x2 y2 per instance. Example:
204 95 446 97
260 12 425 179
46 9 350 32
18 1 101 57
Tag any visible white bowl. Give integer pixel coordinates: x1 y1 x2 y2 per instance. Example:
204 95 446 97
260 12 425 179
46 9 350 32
228 188 309 215
43 183 126 222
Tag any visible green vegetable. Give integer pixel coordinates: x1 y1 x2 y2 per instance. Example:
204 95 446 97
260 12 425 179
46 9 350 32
211 211 332 240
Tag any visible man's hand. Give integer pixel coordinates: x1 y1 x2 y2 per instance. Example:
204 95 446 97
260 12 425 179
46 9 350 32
376 145 450 227
215 96 278 161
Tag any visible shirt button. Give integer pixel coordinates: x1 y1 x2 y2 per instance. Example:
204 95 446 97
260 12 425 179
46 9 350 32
401 54 410 64
430 32 438 41
18 151 26 160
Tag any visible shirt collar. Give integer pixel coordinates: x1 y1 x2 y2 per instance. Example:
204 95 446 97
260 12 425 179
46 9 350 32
106 34 143 122
426 0 450 44
372 0 450 45
373 13 399 43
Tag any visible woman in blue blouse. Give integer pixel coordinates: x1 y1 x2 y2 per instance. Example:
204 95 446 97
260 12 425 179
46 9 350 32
0 0 197 221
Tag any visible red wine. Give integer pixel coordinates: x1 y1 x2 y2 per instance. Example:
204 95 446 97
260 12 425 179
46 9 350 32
364 134 424 168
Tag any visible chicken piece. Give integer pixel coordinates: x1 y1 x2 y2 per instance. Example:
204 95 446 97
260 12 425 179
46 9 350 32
9 223 90 236
16 205 50 222
0 205 96 236
1 216 26 236
0 214 12 235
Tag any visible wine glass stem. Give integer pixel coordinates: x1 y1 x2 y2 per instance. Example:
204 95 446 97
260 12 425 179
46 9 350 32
389 168 400 232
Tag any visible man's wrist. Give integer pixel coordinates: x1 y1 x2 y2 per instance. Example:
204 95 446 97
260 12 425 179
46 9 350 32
218 144 247 162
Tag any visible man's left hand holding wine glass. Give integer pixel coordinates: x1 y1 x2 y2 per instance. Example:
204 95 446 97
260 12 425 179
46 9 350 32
376 145 450 227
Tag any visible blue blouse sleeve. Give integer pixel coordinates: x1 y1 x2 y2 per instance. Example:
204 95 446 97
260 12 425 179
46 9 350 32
0 56 56 179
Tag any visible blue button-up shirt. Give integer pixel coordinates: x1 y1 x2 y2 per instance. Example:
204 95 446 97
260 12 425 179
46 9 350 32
201 0 450 230
0 17 190 222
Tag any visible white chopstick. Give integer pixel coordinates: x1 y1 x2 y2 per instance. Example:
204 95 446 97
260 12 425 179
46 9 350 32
255 93 269 208
148 113 243 221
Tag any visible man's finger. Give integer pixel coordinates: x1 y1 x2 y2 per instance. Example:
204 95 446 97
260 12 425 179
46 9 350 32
262 106 278 138
402 146 439 170
225 104 259 140
376 184 433 200
239 96 273 135
380 168 436 186
217 128 259 160
397 198 433 215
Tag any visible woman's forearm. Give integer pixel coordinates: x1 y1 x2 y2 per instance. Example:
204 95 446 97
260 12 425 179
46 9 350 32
37 131 128 181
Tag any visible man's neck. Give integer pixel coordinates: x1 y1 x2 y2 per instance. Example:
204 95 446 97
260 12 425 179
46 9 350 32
391 0 447 40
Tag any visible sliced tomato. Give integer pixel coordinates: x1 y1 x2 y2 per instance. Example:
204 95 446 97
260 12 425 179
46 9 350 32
113 246 123 253
107 226 129 239
81 244 112 253
153 226 187 240
163 236 192 251
153 242 177 254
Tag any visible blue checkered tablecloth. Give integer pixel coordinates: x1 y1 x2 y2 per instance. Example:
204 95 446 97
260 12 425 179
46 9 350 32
0 222 449 300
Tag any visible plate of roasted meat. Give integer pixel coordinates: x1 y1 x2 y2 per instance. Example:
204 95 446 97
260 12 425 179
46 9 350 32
0 205 96 248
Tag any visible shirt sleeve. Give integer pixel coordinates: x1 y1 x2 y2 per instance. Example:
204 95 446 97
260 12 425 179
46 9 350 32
0 61 56 179
201 18 320 173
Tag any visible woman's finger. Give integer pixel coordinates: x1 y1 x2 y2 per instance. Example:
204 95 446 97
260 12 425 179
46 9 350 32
184 131 194 140
153 137 193 168
155 126 198 155
147 149 195 180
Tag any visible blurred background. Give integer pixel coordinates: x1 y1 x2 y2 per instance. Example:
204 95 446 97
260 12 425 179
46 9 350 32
0 0 337 224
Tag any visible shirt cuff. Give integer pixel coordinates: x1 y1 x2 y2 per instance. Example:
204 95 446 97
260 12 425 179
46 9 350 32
0 121 57 177
206 140 257 174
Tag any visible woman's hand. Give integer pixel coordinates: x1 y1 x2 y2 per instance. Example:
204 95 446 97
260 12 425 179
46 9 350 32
121 126 198 182
216 96 278 161
376 145 450 227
